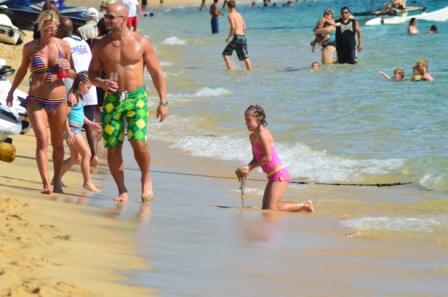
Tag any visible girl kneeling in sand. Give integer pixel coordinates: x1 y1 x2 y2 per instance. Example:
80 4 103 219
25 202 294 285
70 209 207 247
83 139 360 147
235 105 314 212
60 71 101 191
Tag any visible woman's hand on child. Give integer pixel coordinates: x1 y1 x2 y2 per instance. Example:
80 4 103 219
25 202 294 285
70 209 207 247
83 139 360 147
67 132 76 145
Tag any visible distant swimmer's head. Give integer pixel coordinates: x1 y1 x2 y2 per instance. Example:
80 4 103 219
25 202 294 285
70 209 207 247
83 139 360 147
37 9 60 35
428 25 438 35
311 61 320 71
227 0 236 10
393 68 404 80
409 17 417 26
104 3 128 31
245 105 268 131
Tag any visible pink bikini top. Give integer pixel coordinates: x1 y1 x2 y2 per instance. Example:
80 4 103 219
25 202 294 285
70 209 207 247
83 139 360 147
252 142 285 176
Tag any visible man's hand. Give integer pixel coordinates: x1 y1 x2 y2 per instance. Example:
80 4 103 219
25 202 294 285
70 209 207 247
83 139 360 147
100 79 119 93
6 92 13 107
156 104 168 122
357 42 362 51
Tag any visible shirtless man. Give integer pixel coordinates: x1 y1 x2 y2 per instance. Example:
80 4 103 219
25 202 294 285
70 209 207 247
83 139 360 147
88 3 167 202
222 0 252 71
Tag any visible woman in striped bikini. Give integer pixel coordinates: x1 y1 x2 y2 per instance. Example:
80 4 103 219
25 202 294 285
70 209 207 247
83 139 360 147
6 9 74 194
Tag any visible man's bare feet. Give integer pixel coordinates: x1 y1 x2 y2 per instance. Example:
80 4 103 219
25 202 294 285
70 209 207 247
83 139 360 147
51 179 67 187
90 155 99 166
83 183 99 192
52 180 64 194
113 192 128 202
141 178 153 202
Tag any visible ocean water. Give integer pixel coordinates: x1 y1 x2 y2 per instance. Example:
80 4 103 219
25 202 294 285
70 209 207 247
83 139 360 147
141 0 448 192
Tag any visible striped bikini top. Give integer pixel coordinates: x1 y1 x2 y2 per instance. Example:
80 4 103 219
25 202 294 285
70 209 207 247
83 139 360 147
31 46 65 82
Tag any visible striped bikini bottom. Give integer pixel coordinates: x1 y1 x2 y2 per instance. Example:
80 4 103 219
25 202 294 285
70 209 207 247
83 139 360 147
25 94 66 111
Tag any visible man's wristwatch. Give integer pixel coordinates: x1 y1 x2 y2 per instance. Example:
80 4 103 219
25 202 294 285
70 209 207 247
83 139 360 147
159 99 168 106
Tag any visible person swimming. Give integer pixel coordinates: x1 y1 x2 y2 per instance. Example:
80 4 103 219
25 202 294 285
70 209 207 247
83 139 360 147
411 59 433 81
378 68 404 80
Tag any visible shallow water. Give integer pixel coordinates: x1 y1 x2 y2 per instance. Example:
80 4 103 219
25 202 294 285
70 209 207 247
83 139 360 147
81 1 448 295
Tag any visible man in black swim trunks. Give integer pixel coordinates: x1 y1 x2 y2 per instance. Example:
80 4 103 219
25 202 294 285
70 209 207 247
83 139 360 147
222 0 253 71
335 6 362 64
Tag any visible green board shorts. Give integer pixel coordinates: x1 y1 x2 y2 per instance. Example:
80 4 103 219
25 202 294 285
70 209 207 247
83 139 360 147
102 86 149 148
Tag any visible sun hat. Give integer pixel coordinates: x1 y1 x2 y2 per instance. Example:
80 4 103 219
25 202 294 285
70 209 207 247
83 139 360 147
86 7 99 21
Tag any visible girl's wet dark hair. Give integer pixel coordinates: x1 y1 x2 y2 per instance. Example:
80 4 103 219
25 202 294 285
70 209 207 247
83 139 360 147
245 105 268 127
70 71 90 97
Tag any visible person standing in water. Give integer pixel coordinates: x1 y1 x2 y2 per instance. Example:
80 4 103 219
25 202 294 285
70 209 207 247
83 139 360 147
210 0 223 34
235 105 314 213
89 3 168 202
335 6 362 64
222 0 253 71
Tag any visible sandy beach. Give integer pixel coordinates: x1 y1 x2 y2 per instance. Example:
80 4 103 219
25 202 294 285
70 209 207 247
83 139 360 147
0 134 154 296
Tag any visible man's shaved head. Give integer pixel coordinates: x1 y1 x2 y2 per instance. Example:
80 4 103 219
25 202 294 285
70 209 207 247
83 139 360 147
107 3 129 16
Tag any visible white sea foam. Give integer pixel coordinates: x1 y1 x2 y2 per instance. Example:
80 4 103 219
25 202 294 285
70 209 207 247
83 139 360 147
151 119 405 183
278 143 404 182
150 114 405 183
419 172 448 192
194 87 231 97
341 216 448 233
160 61 172 67
162 36 186 45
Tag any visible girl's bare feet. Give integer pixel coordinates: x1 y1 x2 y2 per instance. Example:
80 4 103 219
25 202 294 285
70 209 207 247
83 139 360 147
41 183 52 194
302 200 315 213
83 183 99 192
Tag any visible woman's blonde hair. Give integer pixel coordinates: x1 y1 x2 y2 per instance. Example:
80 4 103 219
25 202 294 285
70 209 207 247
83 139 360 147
37 9 60 32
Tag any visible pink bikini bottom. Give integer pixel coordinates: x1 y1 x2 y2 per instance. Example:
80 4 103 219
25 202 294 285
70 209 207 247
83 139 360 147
267 167 291 183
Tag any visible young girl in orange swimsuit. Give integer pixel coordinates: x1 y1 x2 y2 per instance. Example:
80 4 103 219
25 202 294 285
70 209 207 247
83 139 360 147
235 105 315 212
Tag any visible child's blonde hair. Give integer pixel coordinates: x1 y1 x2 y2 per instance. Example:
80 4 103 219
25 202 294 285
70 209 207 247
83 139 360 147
245 105 268 127
37 9 60 32
414 59 429 75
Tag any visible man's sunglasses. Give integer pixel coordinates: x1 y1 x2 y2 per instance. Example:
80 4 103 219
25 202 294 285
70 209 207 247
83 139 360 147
103 14 125 20
342 10 350 14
